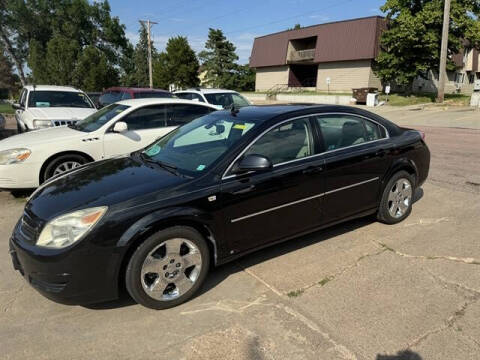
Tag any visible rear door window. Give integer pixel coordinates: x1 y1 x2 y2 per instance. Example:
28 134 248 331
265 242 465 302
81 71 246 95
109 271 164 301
121 105 167 130
315 114 384 152
166 105 214 126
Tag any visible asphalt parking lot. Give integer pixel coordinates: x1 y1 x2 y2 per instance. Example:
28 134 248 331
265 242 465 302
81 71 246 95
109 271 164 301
1 106 479 360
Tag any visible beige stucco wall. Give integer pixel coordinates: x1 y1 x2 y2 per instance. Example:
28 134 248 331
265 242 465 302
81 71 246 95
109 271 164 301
255 66 290 91
316 60 380 92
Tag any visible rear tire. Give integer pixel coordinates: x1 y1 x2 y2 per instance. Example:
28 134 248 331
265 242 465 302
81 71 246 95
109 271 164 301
126 226 210 310
42 154 89 183
377 171 415 224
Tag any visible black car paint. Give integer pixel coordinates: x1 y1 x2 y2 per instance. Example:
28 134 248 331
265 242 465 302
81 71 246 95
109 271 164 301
9 105 430 305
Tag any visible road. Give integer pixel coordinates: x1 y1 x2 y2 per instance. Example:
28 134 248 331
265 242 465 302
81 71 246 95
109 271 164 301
0 107 479 360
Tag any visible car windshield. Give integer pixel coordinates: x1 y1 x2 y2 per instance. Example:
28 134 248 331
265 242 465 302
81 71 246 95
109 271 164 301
28 91 94 108
204 93 250 108
73 104 130 132
141 111 258 177
135 92 174 99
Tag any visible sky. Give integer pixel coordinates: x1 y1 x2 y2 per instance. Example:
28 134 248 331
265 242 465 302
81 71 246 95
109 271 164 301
109 0 386 64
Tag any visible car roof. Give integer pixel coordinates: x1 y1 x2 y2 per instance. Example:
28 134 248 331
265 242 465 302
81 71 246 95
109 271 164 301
115 98 220 108
23 85 83 92
209 104 399 132
175 88 239 95
105 87 171 93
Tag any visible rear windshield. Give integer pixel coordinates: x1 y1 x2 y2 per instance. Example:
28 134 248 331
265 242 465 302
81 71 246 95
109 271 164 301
134 92 174 99
204 93 250 108
28 91 94 108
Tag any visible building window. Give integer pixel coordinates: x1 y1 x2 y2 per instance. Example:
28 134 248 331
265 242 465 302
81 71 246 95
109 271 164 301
469 74 475 84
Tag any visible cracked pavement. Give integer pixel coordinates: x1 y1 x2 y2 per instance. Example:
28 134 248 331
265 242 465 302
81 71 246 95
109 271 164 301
0 107 479 359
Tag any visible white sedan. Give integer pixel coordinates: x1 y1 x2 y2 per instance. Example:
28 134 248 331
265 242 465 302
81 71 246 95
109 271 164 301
0 98 217 190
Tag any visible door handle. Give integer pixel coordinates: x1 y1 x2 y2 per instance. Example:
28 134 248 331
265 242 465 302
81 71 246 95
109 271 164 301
230 185 255 195
375 149 386 157
303 166 323 175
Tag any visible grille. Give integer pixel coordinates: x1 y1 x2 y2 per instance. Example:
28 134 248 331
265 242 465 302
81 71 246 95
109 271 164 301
53 120 76 127
17 210 43 243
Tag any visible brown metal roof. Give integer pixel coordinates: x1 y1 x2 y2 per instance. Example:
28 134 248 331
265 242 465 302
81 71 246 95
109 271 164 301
250 16 386 68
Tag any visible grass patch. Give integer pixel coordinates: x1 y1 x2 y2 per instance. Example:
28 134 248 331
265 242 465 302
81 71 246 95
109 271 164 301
0 103 14 114
379 93 471 106
287 289 305 298
318 276 334 286
379 242 395 252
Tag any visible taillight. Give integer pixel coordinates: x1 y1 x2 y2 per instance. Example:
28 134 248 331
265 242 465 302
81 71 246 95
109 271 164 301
418 130 425 140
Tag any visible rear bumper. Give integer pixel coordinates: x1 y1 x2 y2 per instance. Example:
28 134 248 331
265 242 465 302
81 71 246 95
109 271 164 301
9 229 122 305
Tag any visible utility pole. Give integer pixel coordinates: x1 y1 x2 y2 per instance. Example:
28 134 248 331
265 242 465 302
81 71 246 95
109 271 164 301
139 19 158 88
437 0 451 103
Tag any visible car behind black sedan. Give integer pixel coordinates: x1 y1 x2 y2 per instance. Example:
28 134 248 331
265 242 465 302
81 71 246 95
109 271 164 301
9 105 430 309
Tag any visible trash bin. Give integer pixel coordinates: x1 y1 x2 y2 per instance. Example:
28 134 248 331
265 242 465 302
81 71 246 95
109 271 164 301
352 88 378 104
366 93 379 107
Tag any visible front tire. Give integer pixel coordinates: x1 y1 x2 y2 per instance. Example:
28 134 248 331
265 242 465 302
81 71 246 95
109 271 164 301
377 171 415 224
126 226 210 310
42 154 88 183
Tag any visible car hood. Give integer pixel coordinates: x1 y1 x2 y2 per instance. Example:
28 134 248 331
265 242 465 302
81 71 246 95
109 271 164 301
0 126 84 150
27 107 96 120
26 155 190 221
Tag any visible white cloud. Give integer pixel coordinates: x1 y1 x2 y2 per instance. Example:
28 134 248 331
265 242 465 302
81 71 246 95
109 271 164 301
308 14 330 21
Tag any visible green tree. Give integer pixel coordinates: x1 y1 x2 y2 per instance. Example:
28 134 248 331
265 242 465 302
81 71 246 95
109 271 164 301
133 23 155 87
222 64 256 91
45 34 79 85
73 45 118 91
119 42 136 86
153 36 199 89
374 0 480 90
199 28 239 88
287 23 302 30
0 45 20 97
0 0 131 87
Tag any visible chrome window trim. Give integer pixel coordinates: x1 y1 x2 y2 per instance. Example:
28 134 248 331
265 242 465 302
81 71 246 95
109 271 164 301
230 177 379 223
222 112 390 180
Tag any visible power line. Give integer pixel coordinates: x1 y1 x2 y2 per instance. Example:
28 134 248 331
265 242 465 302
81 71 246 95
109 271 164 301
225 0 354 35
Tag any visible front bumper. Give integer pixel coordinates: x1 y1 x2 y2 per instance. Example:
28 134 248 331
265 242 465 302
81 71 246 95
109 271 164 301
0 161 41 189
9 226 122 305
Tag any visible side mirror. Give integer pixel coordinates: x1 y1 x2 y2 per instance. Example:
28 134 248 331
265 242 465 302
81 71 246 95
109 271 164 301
113 121 128 133
233 154 272 174
12 103 23 110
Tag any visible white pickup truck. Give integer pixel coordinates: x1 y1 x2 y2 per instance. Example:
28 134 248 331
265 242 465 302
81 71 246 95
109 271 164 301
13 85 96 132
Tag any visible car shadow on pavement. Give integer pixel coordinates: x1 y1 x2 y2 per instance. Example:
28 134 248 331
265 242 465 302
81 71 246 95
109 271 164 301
377 350 423 360
85 187 425 310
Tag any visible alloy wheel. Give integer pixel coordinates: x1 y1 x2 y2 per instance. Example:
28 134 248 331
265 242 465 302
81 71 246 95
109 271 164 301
140 238 202 301
387 178 412 218
53 161 81 176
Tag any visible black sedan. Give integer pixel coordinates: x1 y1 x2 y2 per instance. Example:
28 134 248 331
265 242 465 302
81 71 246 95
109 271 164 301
9 105 430 309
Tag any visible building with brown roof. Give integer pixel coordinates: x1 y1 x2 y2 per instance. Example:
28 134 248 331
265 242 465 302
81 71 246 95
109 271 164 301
249 16 480 95
249 16 386 93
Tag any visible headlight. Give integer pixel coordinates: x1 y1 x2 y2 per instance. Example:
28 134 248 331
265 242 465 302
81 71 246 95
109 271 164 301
37 207 107 249
33 119 53 128
0 148 31 165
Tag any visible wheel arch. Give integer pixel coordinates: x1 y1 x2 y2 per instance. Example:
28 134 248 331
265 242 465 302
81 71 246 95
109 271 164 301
39 150 95 184
382 158 418 190
115 212 219 294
